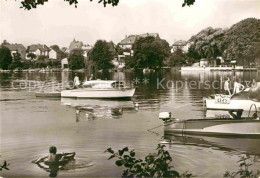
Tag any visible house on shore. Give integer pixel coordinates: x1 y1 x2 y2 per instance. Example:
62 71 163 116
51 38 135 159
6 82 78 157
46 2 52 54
171 40 188 53
66 39 84 53
49 49 58 59
118 35 138 49
3 43 26 59
118 33 160 50
26 44 50 59
67 39 93 58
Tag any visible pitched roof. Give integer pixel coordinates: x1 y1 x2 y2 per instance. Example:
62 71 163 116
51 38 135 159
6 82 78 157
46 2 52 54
119 33 160 45
28 44 49 52
68 39 83 51
119 35 138 45
4 44 26 51
172 40 187 46
50 47 61 53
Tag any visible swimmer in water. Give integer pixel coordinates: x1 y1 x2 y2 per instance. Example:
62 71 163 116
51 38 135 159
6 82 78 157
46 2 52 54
33 146 75 177
34 146 75 165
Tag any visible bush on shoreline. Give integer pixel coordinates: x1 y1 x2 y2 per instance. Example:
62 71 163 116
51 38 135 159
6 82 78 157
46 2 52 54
106 144 260 178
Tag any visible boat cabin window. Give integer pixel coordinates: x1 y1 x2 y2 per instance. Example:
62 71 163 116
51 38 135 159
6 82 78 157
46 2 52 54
112 82 124 88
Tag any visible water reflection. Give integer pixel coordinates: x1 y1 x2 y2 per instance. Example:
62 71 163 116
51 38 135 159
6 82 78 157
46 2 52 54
1 70 260 177
162 134 260 155
35 158 93 177
61 98 137 121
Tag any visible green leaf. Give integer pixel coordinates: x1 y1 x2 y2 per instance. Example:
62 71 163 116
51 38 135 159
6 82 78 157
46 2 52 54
115 160 123 166
119 150 124 156
105 148 114 154
122 147 129 152
108 155 115 160
130 151 135 157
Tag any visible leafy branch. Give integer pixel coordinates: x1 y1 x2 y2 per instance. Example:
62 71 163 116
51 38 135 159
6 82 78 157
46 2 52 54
224 155 260 178
19 0 195 10
20 0 119 10
105 144 192 177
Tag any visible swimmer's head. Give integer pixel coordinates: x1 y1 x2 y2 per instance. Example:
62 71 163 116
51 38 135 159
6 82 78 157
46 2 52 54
49 146 57 154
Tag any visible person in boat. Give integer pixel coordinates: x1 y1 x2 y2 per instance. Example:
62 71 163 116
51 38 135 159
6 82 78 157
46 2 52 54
228 110 243 119
232 79 245 95
224 77 231 95
74 73 81 88
89 74 94 80
251 79 257 88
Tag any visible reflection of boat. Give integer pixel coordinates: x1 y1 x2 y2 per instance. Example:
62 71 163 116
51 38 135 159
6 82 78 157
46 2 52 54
163 134 260 155
61 80 135 99
61 98 136 120
159 111 260 136
61 98 135 110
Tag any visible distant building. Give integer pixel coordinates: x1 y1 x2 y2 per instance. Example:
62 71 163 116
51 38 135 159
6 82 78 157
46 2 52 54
49 49 58 59
67 39 83 53
171 40 187 53
67 39 93 59
61 58 68 69
118 33 160 49
3 43 26 59
118 35 138 49
82 44 93 58
27 44 50 59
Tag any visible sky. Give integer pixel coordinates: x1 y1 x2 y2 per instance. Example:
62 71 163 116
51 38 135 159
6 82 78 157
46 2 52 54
0 0 259 48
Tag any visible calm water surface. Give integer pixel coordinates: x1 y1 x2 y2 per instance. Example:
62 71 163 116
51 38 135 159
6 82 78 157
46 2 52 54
0 70 260 177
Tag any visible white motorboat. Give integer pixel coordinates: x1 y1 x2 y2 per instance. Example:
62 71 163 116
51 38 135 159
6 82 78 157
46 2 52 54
205 91 260 111
159 111 260 137
61 80 135 99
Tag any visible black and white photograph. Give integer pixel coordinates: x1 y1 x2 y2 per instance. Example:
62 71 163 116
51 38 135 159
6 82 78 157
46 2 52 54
0 0 260 177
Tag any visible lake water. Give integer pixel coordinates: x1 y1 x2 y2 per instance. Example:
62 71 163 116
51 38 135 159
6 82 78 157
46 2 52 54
0 70 260 177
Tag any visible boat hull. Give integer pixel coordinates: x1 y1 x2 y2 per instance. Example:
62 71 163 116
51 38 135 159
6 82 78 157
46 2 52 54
205 98 260 111
61 88 135 99
35 92 61 98
164 119 260 136
163 134 260 155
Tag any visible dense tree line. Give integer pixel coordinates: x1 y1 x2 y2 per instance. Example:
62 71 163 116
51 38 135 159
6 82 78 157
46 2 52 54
0 46 61 70
188 18 260 66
